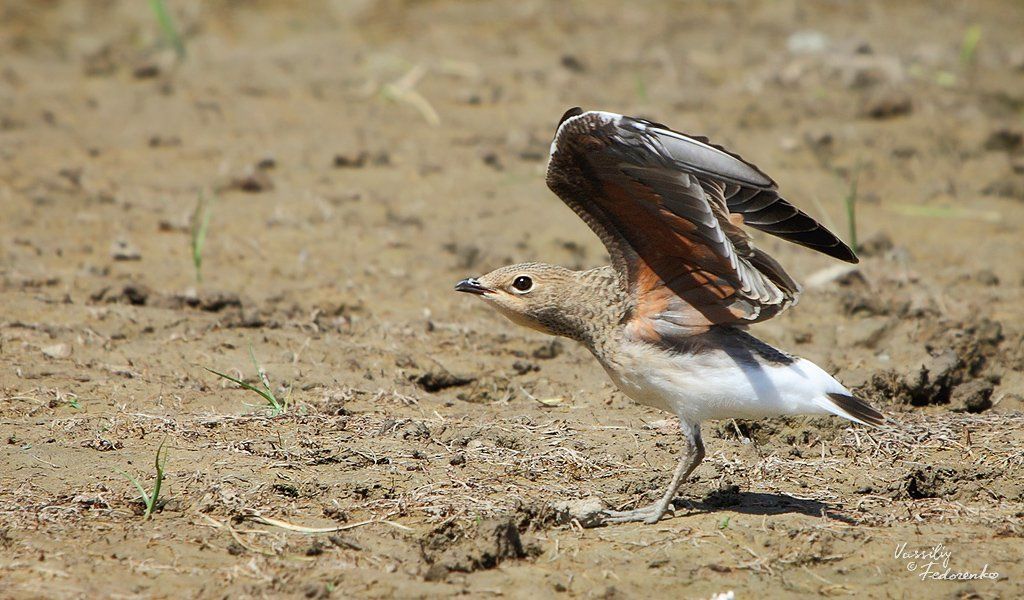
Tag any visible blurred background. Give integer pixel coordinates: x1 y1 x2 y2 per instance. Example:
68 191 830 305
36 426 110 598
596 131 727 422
2 1 1023 597
2 1 1022 310
3 0 1022 408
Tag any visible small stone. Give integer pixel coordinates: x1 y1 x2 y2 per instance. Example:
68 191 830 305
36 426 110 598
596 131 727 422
861 91 913 119
148 135 181 148
512 360 538 375
41 343 71 359
228 170 273 193
786 30 828 54
110 240 141 261
552 497 607 528
480 150 503 171
333 152 368 168
560 54 586 73
332 151 389 168
132 63 160 79
449 452 466 466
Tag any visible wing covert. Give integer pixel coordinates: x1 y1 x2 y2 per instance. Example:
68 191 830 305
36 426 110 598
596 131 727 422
545 109 853 339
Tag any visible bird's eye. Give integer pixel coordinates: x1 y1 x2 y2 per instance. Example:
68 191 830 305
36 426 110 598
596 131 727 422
512 275 533 292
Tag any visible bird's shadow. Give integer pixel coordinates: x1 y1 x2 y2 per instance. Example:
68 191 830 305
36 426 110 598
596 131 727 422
677 489 857 525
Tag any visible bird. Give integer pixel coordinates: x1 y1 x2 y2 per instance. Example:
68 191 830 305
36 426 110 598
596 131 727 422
454 108 884 525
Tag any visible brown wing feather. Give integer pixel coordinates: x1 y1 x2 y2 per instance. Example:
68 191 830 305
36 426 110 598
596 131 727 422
546 110 847 340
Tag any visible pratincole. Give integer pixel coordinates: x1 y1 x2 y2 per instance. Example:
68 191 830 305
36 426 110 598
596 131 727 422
456 108 884 524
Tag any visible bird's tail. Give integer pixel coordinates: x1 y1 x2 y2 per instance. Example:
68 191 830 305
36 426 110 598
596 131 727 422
823 392 886 427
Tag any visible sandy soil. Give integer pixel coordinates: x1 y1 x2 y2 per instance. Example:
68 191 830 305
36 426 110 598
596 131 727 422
2 1 1024 598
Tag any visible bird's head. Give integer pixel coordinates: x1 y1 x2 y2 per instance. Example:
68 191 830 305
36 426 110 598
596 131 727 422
454 263 582 337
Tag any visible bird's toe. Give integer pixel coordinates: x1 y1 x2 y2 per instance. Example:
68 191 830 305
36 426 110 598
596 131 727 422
601 504 671 525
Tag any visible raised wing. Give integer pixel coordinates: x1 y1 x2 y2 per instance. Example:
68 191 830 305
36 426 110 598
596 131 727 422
545 108 856 340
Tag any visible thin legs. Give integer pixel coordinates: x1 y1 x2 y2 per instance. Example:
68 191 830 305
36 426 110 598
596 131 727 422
602 422 705 524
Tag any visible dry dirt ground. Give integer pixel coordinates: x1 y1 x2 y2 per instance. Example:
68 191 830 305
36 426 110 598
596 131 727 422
2 1 1024 598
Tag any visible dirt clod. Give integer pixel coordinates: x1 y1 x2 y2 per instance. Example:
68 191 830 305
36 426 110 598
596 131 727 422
951 380 995 413
861 90 913 119
413 371 474 392
551 497 607 528
560 54 587 73
974 269 1000 286
226 170 273 193
333 151 390 168
983 128 1023 153
422 518 527 581
532 340 563 360
856 231 894 257
899 466 956 499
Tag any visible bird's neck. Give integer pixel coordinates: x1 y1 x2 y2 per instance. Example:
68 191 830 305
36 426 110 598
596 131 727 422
553 266 630 353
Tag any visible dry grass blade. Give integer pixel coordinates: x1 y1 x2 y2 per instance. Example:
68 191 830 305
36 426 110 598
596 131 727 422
244 513 413 533
380 65 440 126
189 193 212 283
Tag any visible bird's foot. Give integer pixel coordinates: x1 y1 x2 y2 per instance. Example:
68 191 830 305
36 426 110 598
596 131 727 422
601 501 673 525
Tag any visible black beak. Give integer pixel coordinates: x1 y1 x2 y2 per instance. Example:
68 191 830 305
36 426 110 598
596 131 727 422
454 278 493 295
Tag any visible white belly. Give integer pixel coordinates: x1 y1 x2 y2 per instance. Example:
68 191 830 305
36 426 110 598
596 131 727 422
601 340 852 425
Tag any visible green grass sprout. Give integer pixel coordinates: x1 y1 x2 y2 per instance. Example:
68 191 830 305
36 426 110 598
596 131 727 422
206 345 289 415
935 71 957 87
149 0 186 61
118 437 168 519
960 25 982 68
190 193 212 283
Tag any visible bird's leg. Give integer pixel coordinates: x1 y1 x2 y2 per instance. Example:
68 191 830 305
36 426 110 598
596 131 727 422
602 423 705 525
